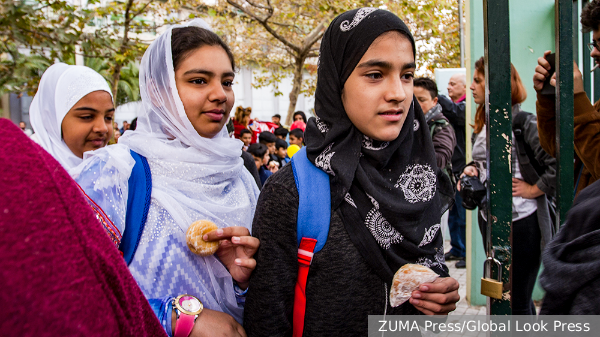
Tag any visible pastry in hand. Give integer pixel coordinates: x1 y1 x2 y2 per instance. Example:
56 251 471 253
186 220 219 256
390 263 439 307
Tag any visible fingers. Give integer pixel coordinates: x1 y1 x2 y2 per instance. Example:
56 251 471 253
238 325 248 337
233 256 256 270
421 277 459 293
203 226 251 242
410 297 457 315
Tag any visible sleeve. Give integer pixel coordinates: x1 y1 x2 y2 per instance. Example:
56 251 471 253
535 92 559 157
573 92 600 182
523 114 557 196
437 95 465 130
431 123 456 170
71 145 135 238
148 296 175 337
243 176 299 337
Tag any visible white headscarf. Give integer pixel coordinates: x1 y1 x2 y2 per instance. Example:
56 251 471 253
109 19 259 321
29 63 112 170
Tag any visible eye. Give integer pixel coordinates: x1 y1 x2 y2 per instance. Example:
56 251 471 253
223 80 234 87
79 115 92 120
190 78 207 85
401 72 414 81
366 72 383 80
105 116 113 121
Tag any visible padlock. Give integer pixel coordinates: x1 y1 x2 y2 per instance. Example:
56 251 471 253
480 257 503 299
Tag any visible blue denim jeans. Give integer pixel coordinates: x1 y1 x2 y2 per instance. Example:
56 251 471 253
448 190 466 257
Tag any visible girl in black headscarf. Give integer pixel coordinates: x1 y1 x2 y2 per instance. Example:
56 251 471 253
244 8 459 336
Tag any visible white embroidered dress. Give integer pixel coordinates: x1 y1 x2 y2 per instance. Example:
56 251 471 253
71 19 259 323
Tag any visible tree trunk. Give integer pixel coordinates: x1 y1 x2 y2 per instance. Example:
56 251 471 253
109 0 134 105
285 56 306 126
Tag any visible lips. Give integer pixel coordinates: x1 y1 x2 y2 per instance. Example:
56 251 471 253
88 138 106 147
203 109 225 122
378 109 403 122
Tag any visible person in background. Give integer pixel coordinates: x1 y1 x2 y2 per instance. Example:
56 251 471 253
248 143 277 185
240 128 252 151
289 128 304 147
293 110 307 123
447 73 467 104
461 57 556 315
274 138 289 167
29 62 114 171
119 120 128 134
259 131 278 161
274 127 288 140
437 74 468 268
129 117 137 131
414 77 463 267
413 78 456 172
19 121 33 136
114 130 121 143
272 114 282 128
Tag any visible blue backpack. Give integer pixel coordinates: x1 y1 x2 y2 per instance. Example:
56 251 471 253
290 147 331 337
119 150 153 265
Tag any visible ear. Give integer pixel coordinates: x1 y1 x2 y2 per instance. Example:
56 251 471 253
433 97 438 105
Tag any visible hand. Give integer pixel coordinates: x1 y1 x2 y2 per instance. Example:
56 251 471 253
191 308 247 337
268 161 279 173
533 50 555 91
457 165 479 191
203 226 260 290
512 178 544 199
409 277 460 315
534 51 583 94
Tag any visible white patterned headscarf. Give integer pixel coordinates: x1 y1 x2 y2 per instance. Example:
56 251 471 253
114 19 259 321
29 63 112 170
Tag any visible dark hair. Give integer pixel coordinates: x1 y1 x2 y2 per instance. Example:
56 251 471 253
240 128 252 137
272 114 281 119
582 0 600 33
129 117 137 131
289 128 304 140
247 143 268 158
413 77 438 99
293 111 307 123
274 127 289 137
472 56 527 134
171 26 235 71
275 138 288 150
259 131 277 144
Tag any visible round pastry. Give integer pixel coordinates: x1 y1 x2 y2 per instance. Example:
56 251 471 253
186 220 219 256
389 263 439 307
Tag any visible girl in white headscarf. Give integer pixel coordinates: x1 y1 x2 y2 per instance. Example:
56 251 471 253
29 63 114 171
71 19 259 336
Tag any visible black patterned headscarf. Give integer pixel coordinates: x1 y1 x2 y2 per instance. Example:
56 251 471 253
305 8 454 284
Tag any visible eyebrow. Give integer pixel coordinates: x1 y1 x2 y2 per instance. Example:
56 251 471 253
183 68 235 78
356 60 417 71
75 107 115 113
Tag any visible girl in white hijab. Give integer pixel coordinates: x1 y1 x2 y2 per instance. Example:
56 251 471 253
72 19 259 336
29 63 114 171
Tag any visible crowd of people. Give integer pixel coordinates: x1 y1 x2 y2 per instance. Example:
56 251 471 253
3 2 600 336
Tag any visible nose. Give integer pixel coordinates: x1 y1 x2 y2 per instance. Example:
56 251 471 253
591 47 600 59
470 81 476 91
385 76 407 103
208 79 228 103
93 116 109 134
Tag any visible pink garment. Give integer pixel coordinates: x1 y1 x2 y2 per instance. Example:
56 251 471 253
0 119 166 337
455 93 466 103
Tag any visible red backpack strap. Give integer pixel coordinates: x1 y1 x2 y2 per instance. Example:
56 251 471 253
293 237 317 337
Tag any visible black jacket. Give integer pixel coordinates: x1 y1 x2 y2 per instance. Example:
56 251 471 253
540 178 600 314
438 95 466 175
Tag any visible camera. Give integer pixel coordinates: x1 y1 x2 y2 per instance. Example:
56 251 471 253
459 175 487 210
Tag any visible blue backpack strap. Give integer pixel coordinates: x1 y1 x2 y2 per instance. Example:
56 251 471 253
291 147 330 337
291 147 331 253
119 150 153 265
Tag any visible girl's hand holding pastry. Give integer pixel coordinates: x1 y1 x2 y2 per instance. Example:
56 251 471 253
203 226 259 290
